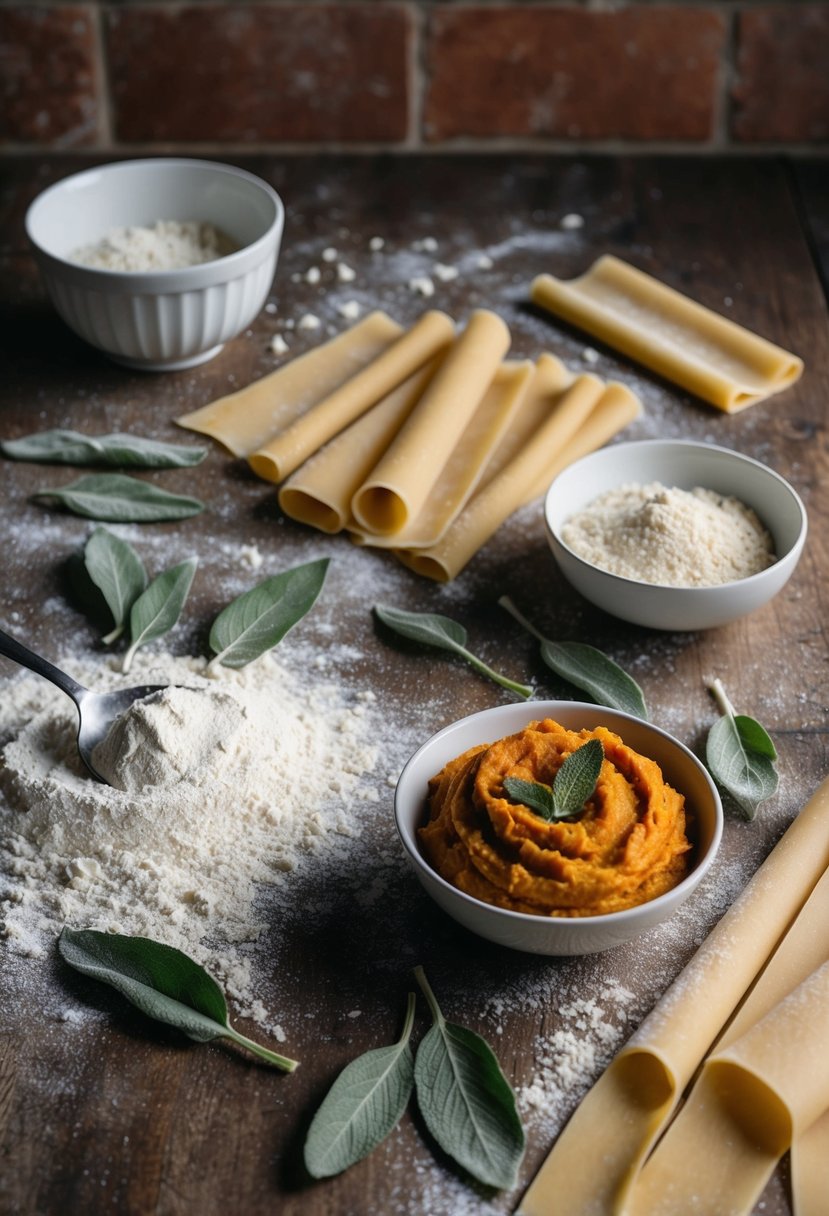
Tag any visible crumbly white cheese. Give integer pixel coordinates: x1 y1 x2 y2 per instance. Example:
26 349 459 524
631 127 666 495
70 220 235 272
561 482 776 587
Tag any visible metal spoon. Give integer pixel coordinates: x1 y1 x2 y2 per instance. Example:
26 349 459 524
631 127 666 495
0 626 166 784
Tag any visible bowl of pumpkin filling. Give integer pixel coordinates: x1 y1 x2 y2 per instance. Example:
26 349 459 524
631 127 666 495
395 700 722 955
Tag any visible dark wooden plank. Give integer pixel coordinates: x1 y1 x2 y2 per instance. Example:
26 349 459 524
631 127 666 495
1 155 828 1216
791 157 829 303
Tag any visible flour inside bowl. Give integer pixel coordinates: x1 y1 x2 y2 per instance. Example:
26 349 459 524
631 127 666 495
70 220 237 272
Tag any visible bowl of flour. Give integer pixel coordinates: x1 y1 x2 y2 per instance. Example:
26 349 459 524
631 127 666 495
544 439 807 631
25 159 283 370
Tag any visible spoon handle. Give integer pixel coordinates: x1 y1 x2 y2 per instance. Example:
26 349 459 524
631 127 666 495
0 626 89 704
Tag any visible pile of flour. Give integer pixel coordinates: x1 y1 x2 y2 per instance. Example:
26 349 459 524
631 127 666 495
561 482 776 587
70 220 235 272
0 652 378 1019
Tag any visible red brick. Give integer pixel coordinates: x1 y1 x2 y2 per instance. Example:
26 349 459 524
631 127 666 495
424 6 725 142
106 5 410 143
733 6 829 142
0 7 98 146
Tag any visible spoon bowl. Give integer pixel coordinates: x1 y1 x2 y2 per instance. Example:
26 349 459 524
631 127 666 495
0 627 166 785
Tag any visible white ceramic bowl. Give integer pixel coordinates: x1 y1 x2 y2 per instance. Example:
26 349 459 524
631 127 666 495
25 158 284 370
395 700 722 956
545 439 807 631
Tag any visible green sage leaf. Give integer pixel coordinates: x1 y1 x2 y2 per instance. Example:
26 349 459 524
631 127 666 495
499 597 648 720
209 558 330 669
502 777 557 821
374 605 532 701
503 739 603 822
84 527 148 644
122 556 198 673
705 679 778 821
413 967 525 1190
304 993 416 1179
58 927 298 1071
33 474 204 522
2 428 206 468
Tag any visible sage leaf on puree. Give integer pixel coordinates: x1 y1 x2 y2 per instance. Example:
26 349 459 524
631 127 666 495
121 556 198 674
2 429 207 468
503 738 604 823
413 967 525 1190
705 677 778 820
304 993 416 1178
58 928 298 1071
32 473 204 522
84 527 148 645
499 596 648 720
373 605 532 700
209 558 330 669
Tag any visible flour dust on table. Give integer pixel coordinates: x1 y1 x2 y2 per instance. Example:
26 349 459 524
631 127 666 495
0 651 378 1026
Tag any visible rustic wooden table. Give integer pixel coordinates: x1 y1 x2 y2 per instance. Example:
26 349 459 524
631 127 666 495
1 155 827 1216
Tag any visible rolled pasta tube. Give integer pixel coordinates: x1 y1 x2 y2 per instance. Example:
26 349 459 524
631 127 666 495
629 961 829 1216
515 776 829 1216
348 360 534 550
792 1113 829 1216
399 375 638 582
176 310 403 456
277 359 440 533
351 309 511 535
248 310 455 483
531 255 803 412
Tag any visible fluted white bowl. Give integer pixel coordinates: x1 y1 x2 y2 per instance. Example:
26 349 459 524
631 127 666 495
25 158 284 371
395 700 722 956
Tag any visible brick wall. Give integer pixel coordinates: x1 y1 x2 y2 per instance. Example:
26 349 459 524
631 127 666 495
1 2 828 153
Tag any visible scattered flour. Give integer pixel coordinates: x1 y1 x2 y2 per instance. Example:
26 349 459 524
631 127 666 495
337 262 356 283
298 313 321 330
368 236 385 251
70 220 235 272
337 300 362 320
0 652 378 1021
321 247 338 262
269 333 289 356
561 482 776 587
408 276 435 297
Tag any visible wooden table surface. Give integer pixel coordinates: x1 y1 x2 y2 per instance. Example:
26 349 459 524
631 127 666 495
1 155 828 1216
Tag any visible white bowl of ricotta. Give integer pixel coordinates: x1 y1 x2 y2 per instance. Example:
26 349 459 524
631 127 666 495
25 158 284 371
544 439 807 631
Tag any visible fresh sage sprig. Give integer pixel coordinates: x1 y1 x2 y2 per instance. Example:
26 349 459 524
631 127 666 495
503 738 604 823
705 678 778 820
304 993 416 1179
122 556 198 674
3 429 206 468
413 966 525 1190
208 557 329 669
374 605 532 701
499 596 648 720
84 527 148 644
33 473 204 522
58 927 298 1071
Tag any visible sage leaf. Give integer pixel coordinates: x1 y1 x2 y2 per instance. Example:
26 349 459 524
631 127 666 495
705 678 778 821
58 927 298 1071
33 474 204 522
374 605 532 701
209 558 329 669
2 428 206 468
499 597 648 720
413 967 525 1190
503 739 604 822
84 527 148 644
122 556 198 674
304 993 416 1178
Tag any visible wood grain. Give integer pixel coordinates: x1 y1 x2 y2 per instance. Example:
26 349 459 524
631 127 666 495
1 155 827 1216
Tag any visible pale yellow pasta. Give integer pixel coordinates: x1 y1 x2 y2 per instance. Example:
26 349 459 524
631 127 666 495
350 310 511 535
277 359 440 533
629 962 829 1216
176 311 403 456
248 310 455 483
531 255 803 413
399 372 640 582
515 776 829 1216
348 360 533 549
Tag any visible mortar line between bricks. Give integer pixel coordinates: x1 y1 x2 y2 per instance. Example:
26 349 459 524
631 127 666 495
3 142 828 158
91 3 114 149
407 3 424 151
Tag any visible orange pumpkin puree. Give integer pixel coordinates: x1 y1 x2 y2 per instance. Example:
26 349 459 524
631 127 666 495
419 718 692 918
